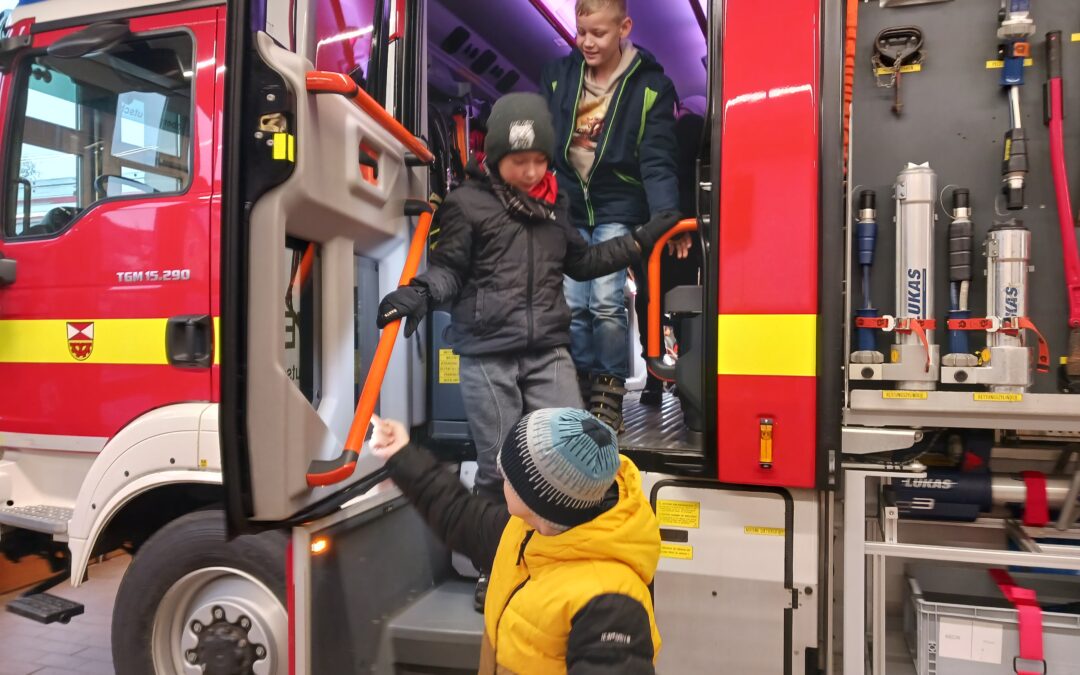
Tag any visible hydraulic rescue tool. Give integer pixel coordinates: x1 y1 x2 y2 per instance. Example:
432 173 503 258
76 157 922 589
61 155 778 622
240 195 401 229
871 26 924 116
853 163 940 388
998 0 1035 210
943 219 1050 390
1043 30 1080 385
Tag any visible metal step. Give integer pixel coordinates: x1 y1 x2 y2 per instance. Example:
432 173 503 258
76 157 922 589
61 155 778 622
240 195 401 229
620 392 700 454
6 592 84 624
386 580 483 671
0 505 72 534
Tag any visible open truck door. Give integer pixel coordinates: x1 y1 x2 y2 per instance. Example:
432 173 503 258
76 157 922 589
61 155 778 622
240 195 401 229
218 2 475 673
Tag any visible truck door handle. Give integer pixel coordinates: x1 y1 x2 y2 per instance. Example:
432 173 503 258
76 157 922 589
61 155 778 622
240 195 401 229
165 314 213 368
0 254 15 286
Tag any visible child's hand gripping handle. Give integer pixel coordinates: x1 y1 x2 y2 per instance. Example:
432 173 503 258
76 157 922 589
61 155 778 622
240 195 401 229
646 218 699 382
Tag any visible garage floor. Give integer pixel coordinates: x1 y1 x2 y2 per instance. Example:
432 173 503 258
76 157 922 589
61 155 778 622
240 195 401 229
0 555 129 675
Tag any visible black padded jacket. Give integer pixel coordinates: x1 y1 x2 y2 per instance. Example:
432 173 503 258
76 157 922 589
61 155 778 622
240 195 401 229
411 165 641 356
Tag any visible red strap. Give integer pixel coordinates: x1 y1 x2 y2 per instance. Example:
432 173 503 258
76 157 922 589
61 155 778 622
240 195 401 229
907 319 933 372
1022 471 1050 527
989 569 1045 674
1014 317 1051 373
947 317 996 331
944 317 1050 373
853 317 936 371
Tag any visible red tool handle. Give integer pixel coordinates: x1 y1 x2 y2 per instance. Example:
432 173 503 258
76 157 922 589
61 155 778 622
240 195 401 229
646 219 699 382
1045 32 1080 330
306 204 435 487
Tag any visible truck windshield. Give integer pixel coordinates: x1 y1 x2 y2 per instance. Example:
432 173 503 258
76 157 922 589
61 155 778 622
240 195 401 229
3 32 194 238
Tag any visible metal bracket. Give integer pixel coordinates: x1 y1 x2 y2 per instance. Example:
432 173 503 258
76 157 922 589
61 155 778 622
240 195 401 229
842 426 923 456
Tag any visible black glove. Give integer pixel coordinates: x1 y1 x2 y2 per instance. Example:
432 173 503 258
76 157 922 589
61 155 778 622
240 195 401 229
631 210 682 253
377 285 429 338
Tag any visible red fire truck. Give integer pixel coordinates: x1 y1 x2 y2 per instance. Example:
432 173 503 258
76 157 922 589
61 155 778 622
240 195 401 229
3 0 1080 673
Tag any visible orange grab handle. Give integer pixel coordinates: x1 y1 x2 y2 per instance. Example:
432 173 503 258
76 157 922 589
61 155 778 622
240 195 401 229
643 220 695 380
306 71 435 165
306 206 435 487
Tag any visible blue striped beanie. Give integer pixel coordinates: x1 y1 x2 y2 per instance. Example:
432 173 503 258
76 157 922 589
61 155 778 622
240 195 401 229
497 408 620 528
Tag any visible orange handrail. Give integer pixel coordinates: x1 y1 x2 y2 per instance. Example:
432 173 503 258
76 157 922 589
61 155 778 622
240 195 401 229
646 219 699 381
306 71 435 165
306 202 435 487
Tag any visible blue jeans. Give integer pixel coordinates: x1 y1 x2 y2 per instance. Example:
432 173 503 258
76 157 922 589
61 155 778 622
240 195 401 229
564 222 630 380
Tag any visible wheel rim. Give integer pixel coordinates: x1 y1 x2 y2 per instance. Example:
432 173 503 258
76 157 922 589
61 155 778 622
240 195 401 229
151 566 286 675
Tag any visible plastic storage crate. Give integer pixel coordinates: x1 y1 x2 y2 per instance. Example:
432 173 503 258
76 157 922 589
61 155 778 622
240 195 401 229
903 565 1080 675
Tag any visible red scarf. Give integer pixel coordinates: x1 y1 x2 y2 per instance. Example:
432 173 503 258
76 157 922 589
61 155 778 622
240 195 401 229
528 172 559 204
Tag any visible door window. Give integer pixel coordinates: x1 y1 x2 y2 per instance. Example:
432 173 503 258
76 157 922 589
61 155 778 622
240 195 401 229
313 0 378 87
3 32 194 239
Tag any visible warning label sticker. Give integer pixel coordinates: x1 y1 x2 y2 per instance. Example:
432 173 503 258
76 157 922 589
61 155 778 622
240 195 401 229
656 500 700 529
874 63 922 76
744 526 786 537
438 349 460 384
973 393 1022 403
882 390 928 400
985 58 1034 69
660 543 693 560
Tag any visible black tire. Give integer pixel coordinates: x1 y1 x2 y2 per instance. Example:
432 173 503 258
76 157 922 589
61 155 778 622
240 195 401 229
112 509 288 675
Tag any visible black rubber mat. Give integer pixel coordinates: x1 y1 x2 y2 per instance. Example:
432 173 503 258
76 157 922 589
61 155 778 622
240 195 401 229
619 391 701 454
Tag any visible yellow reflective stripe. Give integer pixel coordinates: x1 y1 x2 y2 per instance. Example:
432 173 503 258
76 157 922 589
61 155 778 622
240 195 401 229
717 314 817 377
213 316 220 365
0 318 222 366
0 319 169 364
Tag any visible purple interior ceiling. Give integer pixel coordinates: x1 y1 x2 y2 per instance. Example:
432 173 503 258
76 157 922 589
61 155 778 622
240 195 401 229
432 0 707 100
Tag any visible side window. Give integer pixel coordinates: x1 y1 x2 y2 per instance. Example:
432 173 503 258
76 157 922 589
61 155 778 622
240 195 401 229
313 0 378 87
3 32 194 239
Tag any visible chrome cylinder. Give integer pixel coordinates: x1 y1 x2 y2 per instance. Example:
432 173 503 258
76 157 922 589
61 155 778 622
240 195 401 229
985 221 1031 349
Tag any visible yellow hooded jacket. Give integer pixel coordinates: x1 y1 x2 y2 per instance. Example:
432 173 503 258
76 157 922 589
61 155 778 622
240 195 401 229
478 456 662 674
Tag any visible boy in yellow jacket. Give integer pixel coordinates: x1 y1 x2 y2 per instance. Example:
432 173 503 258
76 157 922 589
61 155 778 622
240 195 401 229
370 407 661 674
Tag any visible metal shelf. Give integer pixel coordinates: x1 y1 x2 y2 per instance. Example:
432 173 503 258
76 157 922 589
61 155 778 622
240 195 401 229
842 466 1080 675
846 391 1080 432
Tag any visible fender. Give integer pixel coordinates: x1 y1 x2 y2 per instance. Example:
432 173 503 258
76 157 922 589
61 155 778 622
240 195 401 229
67 403 223 587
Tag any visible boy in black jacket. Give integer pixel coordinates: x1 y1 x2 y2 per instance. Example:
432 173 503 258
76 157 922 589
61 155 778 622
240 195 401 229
370 408 661 674
376 93 677 509
541 0 687 431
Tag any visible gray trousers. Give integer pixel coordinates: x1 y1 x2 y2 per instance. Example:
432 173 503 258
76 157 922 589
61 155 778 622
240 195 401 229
460 347 583 502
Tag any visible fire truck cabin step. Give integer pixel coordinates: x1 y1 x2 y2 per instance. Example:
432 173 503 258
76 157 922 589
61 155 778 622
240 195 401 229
0 505 72 534
386 580 482 672
6 592 84 624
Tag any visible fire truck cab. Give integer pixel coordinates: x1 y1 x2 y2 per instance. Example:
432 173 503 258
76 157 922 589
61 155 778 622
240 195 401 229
2 0 1080 673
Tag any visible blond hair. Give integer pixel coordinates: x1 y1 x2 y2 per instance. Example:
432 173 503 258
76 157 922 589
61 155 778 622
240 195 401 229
575 0 627 19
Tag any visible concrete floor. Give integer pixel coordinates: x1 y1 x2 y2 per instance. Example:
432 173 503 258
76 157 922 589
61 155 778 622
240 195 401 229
0 555 129 675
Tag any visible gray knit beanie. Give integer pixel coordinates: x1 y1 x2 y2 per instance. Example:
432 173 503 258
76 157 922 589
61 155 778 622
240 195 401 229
484 92 555 166
497 408 620 529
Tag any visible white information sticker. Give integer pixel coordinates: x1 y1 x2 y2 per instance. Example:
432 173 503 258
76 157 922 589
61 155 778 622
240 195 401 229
971 621 1003 664
938 618 973 660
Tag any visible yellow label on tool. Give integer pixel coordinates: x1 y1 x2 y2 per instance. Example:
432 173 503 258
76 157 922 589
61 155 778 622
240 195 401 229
882 391 929 400
973 392 1023 403
986 58 1034 69
874 63 922 76
660 543 693 560
199 459 208 468
1004 137 1012 161
656 500 700 529
744 526 786 537
438 349 460 384
1072 33 1080 43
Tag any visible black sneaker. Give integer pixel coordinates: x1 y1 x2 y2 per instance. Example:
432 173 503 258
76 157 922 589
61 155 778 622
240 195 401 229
474 574 489 613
